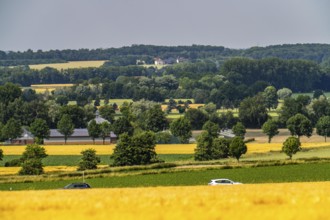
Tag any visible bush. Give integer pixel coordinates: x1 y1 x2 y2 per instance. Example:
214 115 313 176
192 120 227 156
78 149 101 171
111 131 161 166
19 159 44 175
18 144 48 175
155 131 172 144
5 158 22 167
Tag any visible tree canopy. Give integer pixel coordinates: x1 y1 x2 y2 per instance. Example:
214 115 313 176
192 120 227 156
111 131 160 166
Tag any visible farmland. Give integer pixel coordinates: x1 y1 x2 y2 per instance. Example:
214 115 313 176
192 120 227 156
1 182 330 220
1 141 329 156
29 60 107 70
30 83 74 93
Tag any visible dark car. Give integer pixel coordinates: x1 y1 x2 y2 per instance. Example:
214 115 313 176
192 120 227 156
63 183 91 189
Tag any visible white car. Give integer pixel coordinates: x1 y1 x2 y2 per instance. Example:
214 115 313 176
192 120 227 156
208 179 242 185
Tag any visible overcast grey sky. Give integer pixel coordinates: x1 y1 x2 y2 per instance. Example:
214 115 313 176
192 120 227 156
0 0 329 51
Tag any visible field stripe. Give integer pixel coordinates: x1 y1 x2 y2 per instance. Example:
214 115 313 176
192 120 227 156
1 182 330 220
1 142 330 155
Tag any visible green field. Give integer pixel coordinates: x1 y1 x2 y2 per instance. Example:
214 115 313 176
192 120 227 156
0 154 194 167
1 146 330 191
1 162 330 191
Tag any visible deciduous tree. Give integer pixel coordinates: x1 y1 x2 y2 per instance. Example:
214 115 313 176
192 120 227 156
112 117 134 136
144 105 168 132
111 131 160 166
282 137 301 159
202 121 219 138
286 113 313 141
263 86 278 110
238 94 268 128
232 122 246 139
262 119 279 143
170 117 192 144
99 105 115 123
316 116 330 142
30 118 50 144
229 137 247 162
87 119 101 144
1 118 22 142
57 114 74 144
99 121 111 144
194 131 214 161
184 108 208 130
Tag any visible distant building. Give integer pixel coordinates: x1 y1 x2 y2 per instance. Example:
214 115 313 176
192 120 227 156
176 57 188 63
46 112 117 144
45 129 117 144
136 59 146 65
10 128 34 145
219 129 235 139
154 58 165 65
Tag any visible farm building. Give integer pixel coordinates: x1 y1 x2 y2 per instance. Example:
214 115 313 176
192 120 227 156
154 58 165 65
10 128 34 145
45 129 117 144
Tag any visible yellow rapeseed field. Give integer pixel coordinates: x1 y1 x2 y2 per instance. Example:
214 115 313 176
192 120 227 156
0 166 78 175
29 60 107 70
0 165 110 175
1 145 116 155
29 83 75 93
246 142 330 153
2 144 197 155
1 182 330 220
1 142 329 156
156 144 196 154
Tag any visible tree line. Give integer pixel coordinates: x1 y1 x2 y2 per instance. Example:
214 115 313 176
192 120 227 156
1 44 330 66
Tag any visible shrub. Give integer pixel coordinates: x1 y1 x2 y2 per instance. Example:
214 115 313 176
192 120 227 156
78 149 101 171
111 131 161 166
5 158 22 167
19 159 44 175
18 144 48 175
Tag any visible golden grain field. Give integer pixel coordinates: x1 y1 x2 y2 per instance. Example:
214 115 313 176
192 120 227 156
1 142 329 156
30 83 74 93
1 144 195 155
29 60 107 70
1 145 116 155
246 142 330 153
0 166 77 175
0 165 111 175
1 182 330 220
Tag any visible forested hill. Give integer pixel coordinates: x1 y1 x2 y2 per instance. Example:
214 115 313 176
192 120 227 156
1 44 330 66
242 44 330 64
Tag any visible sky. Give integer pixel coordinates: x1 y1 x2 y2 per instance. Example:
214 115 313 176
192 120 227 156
0 0 330 51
